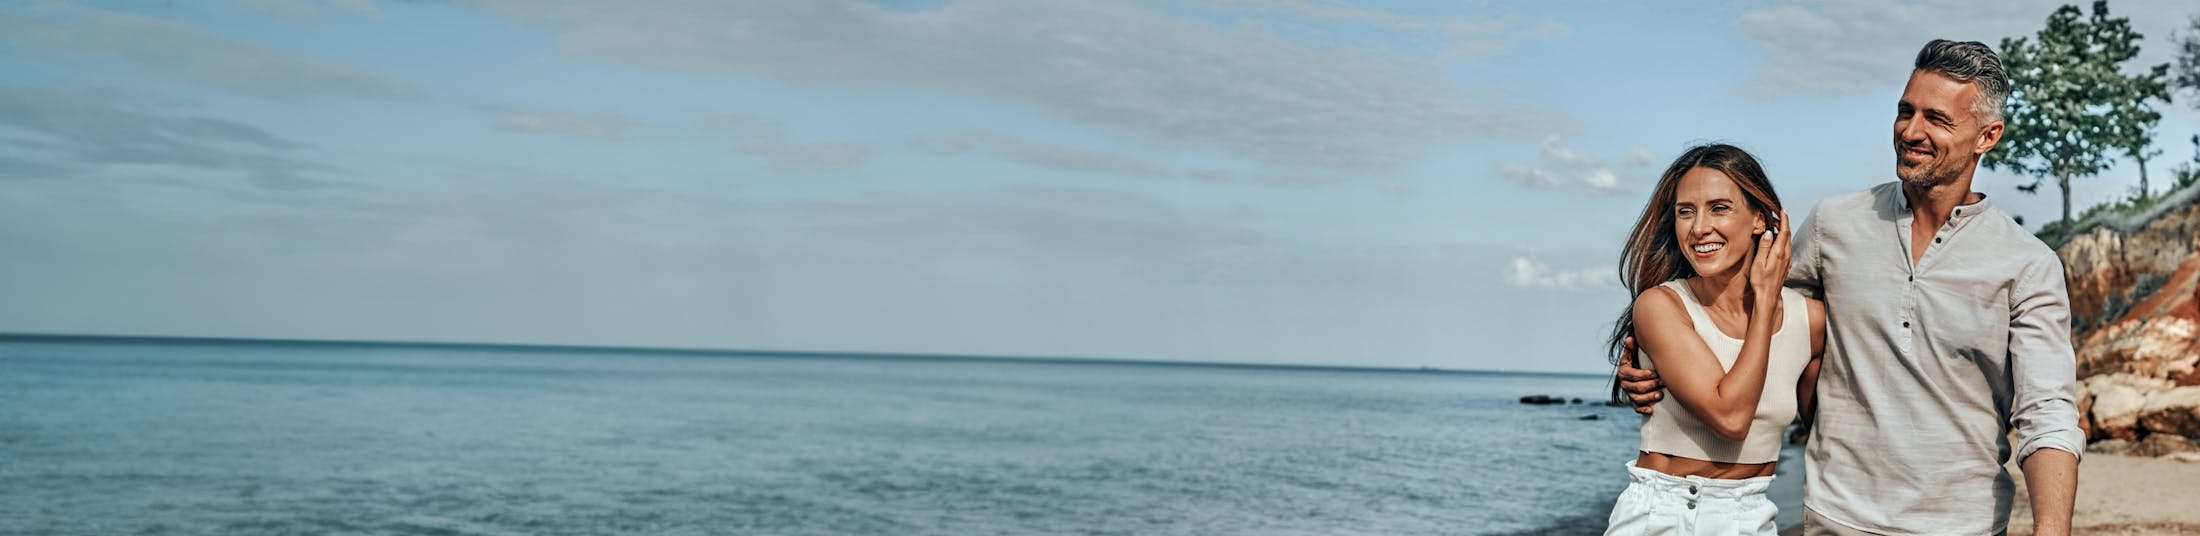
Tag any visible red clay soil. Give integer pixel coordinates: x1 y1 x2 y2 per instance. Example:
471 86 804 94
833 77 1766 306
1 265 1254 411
2123 254 2200 386
2119 253 2200 327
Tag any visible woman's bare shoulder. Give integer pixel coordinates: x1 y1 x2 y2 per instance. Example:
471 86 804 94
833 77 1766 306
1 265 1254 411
1630 283 1688 325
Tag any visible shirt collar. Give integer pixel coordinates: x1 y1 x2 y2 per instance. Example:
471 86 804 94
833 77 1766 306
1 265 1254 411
1893 184 1991 222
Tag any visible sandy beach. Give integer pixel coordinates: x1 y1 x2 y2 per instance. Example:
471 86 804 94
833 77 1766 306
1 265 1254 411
2007 454 2200 535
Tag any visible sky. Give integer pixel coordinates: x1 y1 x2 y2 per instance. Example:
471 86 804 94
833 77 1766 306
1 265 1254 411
2 0 2197 374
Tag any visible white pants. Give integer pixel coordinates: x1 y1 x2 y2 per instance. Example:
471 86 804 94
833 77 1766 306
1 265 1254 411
1604 461 1778 536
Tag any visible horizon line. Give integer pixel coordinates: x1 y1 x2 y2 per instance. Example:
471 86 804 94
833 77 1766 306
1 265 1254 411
0 331 1605 378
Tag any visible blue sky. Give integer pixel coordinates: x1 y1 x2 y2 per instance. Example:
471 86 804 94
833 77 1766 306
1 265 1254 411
2 0 2196 373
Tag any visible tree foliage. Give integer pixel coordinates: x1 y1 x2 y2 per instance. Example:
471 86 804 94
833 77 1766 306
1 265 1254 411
1986 0 2169 240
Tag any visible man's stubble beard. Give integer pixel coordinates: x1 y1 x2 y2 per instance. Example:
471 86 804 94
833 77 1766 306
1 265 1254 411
1896 150 1962 190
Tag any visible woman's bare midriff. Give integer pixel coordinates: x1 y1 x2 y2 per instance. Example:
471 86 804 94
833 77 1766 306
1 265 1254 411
1636 451 1777 479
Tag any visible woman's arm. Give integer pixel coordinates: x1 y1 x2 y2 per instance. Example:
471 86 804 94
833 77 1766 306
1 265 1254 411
1795 296 1827 427
1632 285 1781 442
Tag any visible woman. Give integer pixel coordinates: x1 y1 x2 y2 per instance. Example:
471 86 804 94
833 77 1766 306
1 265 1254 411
1603 144 1824 535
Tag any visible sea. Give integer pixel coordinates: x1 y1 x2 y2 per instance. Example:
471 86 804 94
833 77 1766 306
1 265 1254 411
0 337 1802 535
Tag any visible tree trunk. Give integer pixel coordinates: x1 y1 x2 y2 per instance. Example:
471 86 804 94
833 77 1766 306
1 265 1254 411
2136 153 2150 199
2059 172 2072 244
2129 151 2147 199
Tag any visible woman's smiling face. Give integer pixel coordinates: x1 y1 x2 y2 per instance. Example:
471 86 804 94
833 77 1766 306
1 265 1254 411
1672 166 1763 279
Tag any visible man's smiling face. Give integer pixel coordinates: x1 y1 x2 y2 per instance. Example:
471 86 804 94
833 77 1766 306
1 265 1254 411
1893 69 1993 188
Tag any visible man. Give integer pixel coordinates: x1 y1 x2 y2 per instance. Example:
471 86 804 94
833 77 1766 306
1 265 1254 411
1617 39 2082 535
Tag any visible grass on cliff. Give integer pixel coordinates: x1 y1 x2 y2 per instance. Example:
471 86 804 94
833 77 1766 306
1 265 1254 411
2032 143 2200 249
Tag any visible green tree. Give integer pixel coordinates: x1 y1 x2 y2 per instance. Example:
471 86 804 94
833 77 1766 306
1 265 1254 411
2115 119 2164 200
1987 0 2169 242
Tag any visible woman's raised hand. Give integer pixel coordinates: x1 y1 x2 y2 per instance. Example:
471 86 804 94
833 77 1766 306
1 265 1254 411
1748 210 1791 305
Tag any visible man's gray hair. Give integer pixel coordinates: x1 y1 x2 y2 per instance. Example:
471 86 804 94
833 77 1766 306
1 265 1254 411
1914 39 2010 123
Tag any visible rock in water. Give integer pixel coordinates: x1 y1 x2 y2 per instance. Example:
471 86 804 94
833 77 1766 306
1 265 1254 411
1518 395 1566 405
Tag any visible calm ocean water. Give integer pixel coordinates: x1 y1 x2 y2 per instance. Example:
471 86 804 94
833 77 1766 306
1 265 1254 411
0 339 1798 535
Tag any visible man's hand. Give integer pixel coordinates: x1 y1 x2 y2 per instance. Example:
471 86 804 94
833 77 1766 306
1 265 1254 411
1615 336 1665 415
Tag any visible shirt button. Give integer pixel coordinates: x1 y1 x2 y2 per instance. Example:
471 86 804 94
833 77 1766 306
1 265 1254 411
1903 321 1911 328
1935 237 1943 243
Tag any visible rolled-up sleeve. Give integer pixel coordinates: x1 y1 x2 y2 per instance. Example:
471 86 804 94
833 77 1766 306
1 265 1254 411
2008 253 2083 462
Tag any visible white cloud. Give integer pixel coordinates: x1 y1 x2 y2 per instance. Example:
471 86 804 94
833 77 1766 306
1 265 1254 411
1624 146 1659 167
468 0 1572 172
0 5 421 101
1737 0 2197 99
1507 256 1610 291
1495 164 1564 190
1495 137 1641 194
1540 135 1600 170
1584 168 1629 196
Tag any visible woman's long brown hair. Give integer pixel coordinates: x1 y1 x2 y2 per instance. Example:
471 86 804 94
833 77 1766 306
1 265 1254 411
1604 144 1784 374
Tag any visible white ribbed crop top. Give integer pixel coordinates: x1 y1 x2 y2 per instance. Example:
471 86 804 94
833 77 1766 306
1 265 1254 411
1637 279 1812 464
